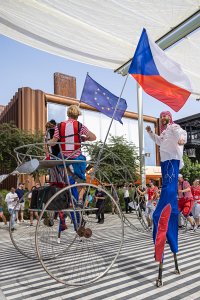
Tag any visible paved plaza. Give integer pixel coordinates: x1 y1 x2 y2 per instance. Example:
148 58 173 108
1 215 200 300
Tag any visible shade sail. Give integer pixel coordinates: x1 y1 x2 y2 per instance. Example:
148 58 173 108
166 28 200 95
0 0 199 93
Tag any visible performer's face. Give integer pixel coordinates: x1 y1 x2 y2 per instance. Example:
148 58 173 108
160 114 170 125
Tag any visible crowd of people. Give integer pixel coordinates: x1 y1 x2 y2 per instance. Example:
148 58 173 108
2 177 199 231
0 183 41 231
0 182 107 240
122 181 160 229
122 175 200 233
178 176 200 231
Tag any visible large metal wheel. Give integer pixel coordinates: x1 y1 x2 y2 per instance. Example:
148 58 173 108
9 196 39 260
10 141 149 287
126 191 149 231
35 183 124 286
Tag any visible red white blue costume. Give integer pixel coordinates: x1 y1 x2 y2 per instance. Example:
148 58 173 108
148 111 187 262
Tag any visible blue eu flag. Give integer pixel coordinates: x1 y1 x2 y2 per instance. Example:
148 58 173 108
80 74 127 124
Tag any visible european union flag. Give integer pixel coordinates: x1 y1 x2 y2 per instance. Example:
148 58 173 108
80 74 127 124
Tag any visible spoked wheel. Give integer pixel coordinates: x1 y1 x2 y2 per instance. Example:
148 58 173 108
126 196 149 232
9 200 39 260
35 183 124 286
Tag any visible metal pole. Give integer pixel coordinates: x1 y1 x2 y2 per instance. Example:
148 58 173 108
89 74 129 183
92 74 129 172
137 84 146 187
101 74 129 147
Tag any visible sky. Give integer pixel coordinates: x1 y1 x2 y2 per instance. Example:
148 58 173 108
0 34 199 121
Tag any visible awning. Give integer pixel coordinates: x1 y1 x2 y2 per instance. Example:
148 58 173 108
145 166 161 179
0 1 199 93
134 166 161 184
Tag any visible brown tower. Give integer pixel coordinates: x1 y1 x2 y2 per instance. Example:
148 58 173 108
54 72 76 98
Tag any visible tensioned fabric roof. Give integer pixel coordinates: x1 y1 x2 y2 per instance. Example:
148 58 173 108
0 0 200 93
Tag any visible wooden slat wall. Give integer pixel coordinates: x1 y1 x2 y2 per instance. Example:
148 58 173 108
0 88 46 190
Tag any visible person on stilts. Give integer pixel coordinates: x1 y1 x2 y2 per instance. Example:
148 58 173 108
146 111 187 287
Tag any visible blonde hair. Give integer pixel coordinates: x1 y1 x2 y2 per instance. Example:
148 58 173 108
67 105 81 119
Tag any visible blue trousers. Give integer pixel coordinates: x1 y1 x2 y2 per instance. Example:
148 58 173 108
153 159 179 261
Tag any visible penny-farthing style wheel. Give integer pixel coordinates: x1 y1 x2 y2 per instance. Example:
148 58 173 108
8 159 43 260
35 183 124 286
11 141 148 286
9 198 39 260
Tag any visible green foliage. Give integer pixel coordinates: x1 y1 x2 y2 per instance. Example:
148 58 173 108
181 155 200 183
0 122 44 172
88 135 139 184
0 189 9 219
116 187 125 210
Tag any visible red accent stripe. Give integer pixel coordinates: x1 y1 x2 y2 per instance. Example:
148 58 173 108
60 122 66 152
73 121 80 151
132 74 191 112
60 121 81 153
155 203 172 262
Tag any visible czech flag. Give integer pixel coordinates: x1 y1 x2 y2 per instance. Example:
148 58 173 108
128 29 192 112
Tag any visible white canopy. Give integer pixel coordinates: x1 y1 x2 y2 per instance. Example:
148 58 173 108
0 0 199 93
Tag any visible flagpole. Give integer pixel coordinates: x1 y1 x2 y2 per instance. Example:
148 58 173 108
91 74 129 177
102 74 129 147
137 83 146 188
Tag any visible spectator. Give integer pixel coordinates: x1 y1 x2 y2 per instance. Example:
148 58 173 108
0 194 7 225
95 185 106 224
136 185 146 218
5 187 19 231
15 183 25 222
145 180 158 229
123 183 131 214
111 184 118 215
191 179 200 229
178 174 196 230
128 184 138 211
45 119 60 158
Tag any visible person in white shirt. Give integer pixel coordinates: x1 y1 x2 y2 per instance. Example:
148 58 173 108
123 183 131 214
146 111 187 286
5 187 19 231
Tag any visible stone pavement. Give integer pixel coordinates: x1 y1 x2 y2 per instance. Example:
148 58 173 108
1 217 200 300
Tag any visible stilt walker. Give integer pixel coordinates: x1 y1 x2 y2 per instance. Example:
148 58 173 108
146 111 187 287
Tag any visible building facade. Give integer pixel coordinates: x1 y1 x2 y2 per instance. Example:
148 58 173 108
176 114 200 162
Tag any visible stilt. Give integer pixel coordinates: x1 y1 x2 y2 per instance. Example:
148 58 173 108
174 253 181 274
156 262 163 287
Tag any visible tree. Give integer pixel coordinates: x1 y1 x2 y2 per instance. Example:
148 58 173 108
180 155 192 180
0 122 44 172
181 155 200 183
87 135 139 184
